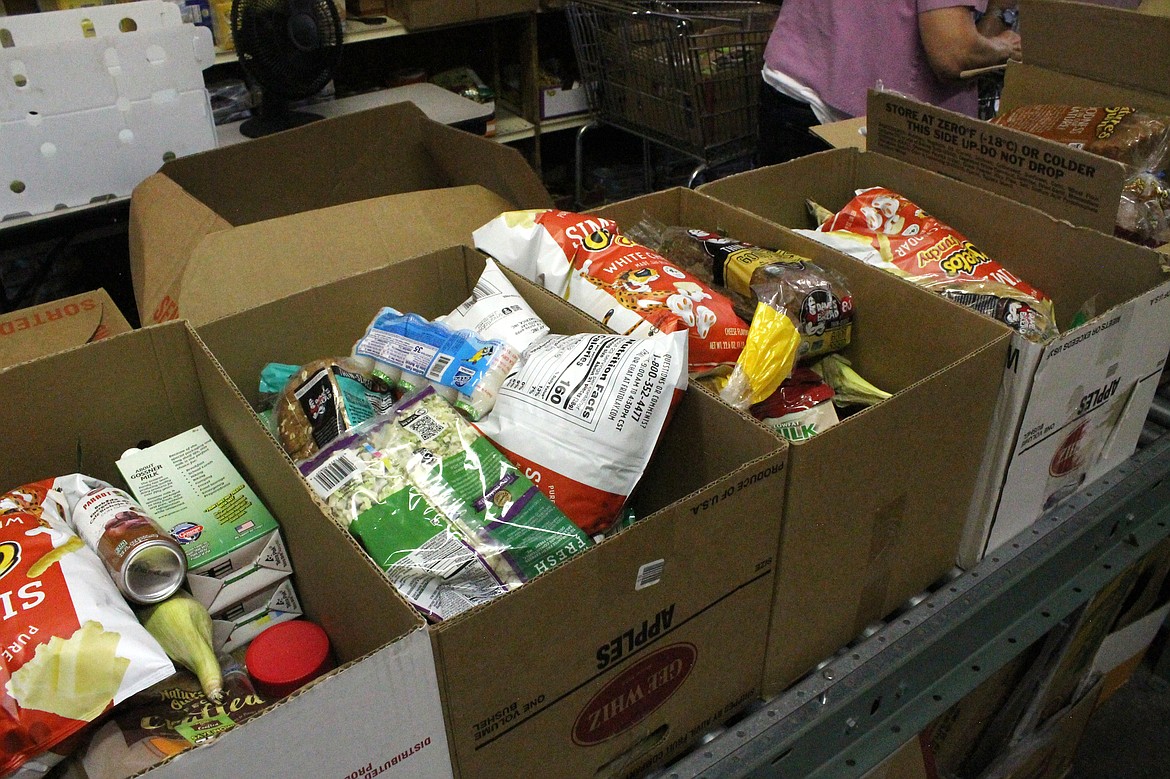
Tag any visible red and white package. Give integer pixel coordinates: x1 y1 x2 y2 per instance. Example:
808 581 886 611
474 329 688 535
473 210 749 373
0 478 174 778
750 367 839 443
810 187 1059 342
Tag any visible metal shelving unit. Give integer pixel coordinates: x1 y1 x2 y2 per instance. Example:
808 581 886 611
658 404 1170 778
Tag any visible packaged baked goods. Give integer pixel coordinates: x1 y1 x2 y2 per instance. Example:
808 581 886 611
991 105 1170 173
803 187 1059 342
991 105 1170 246
473 210 749 374
626 215 855 362
260 356 395 462
0 479 174 779
78 657 267 779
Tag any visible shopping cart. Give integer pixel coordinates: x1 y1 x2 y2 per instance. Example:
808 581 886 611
565 0 779 205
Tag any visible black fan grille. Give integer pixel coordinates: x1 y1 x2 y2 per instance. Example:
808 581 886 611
232 0 343 100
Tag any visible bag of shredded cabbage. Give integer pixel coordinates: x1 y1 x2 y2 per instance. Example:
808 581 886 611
474 329 688 535
301 388 593 621
0 479 174 779
473 210 748 373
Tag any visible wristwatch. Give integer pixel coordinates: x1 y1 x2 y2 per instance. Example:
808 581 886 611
996 6 1019 28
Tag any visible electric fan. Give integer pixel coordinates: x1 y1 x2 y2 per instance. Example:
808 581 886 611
231 0 344 138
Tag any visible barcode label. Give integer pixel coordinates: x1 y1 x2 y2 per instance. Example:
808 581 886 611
635 559 665 590
308 452 360 497
426 353 453 381
455 278 502 315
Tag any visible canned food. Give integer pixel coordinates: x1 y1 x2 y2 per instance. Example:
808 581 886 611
72 484 188 604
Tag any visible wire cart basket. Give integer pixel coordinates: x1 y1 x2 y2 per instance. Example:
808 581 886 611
566 0 779 204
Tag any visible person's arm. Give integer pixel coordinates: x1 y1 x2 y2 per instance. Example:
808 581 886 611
918 5 1022 82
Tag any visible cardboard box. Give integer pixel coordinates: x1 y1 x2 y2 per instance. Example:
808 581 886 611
868 0 1170 256
0 2 217 220
812 116 868 151
541 82 590 119
128 100 553 327
698 127 1170 568
860 737 930 779
212 575 304 653
195 244 789 778
978 680 1103 779
592 187 1011 694
386 0 535 29
0 323 453 777
0 288 131 368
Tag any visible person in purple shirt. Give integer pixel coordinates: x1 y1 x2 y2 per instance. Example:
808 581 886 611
758 1 1022 165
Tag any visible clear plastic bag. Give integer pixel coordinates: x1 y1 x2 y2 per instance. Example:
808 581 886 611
300 388 593 621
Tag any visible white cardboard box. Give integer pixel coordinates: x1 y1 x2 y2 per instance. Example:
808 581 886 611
0 1 216 219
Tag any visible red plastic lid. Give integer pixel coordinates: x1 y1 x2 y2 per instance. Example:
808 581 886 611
245 620 335 700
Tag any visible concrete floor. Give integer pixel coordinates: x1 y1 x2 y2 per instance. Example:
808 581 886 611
1068 660 1170 778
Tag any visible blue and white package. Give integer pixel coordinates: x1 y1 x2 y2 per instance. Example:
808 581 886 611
354 309 520 421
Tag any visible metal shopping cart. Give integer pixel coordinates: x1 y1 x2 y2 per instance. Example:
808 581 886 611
565 0 779 206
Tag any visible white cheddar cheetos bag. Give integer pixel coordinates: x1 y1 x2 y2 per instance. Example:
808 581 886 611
473 210 748 373
474 329 688 535
0 478 174 778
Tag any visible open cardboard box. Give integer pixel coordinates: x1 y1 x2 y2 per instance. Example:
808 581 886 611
869 1 1170 256
385 0 536 29
128 100 553 327
591 187 1011 694
0 323 453 777
195 245 788 778
698 128 1170 569
0 288 131 369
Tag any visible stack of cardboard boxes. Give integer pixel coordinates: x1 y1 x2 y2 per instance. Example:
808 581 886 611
6 1 1170 776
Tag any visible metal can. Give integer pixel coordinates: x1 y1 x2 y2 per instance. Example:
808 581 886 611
72 484 188 604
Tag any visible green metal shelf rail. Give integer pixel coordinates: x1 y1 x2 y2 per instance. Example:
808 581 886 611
658 427 1170 779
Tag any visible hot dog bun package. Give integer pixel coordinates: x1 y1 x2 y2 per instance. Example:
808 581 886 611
0 480 174 778
473 210 748 373
803 187 1059 342
990 105 1170 247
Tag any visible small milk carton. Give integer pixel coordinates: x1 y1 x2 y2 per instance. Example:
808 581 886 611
118 425 292 613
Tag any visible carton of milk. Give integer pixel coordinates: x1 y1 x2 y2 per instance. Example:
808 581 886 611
118 425 292 613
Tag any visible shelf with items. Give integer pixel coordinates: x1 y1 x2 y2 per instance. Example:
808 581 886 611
212 15 408 66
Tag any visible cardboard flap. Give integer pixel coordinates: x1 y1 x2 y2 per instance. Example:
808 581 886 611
0 289 131 368
129 173 232 323
1020 0 1170 98
178 185 516 325
867 90 1126 234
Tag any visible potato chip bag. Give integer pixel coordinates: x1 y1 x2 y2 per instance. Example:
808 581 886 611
0 479 174 778
473 210 749 373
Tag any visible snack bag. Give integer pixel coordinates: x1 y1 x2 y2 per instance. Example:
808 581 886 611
0 479 175 778
473 210 748 373
808 187 1059 342
474 329 689 535
302 389 593 621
